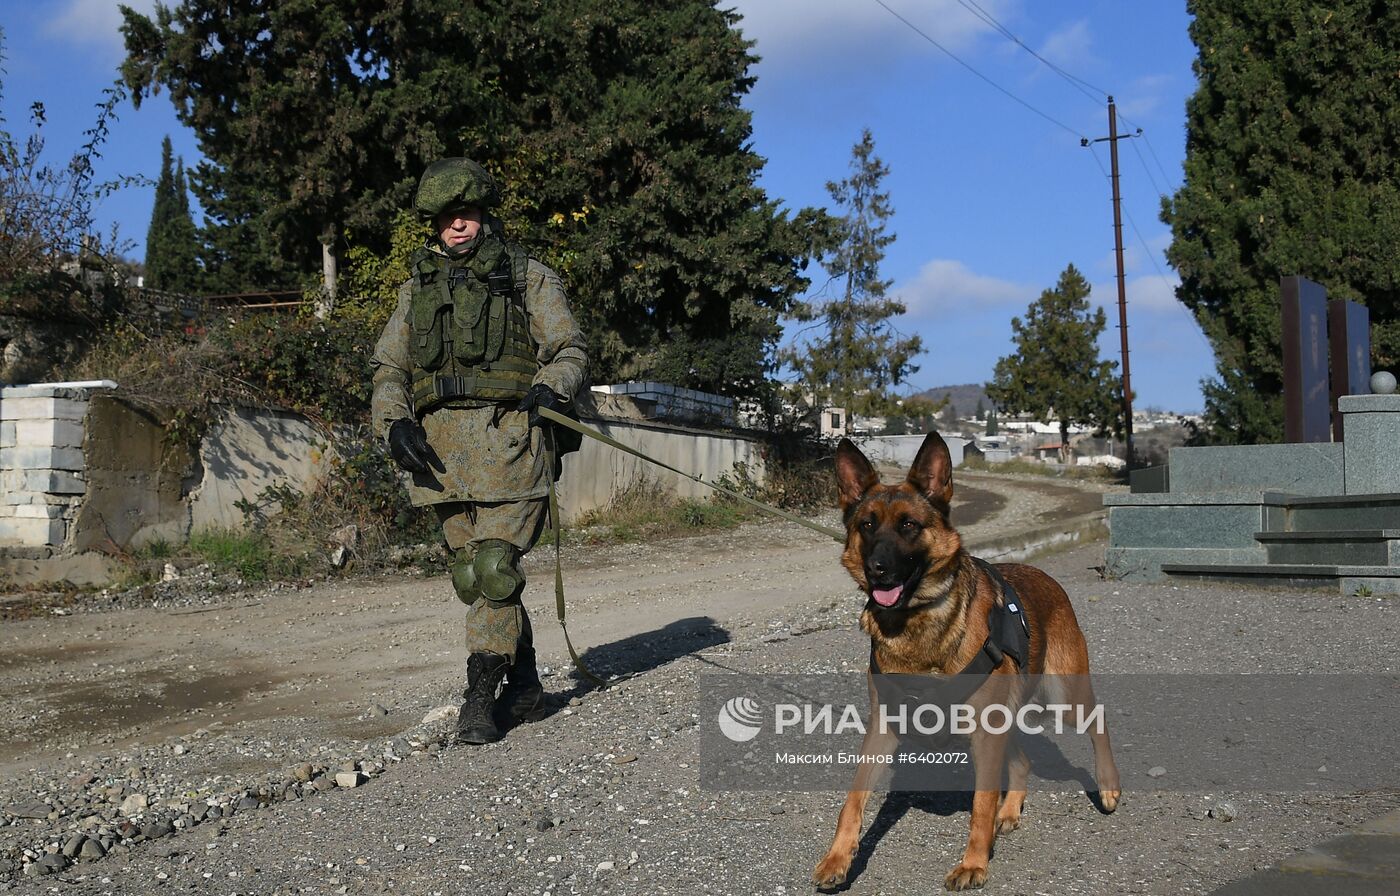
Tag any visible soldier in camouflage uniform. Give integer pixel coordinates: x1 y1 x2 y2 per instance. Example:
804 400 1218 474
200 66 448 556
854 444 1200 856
370 158 587 745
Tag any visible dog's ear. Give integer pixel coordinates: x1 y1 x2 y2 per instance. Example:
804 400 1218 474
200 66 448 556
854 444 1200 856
907 431 953 508
835 438 879 510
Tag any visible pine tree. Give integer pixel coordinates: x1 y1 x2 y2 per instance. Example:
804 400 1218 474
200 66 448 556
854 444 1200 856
987 264 1121 462
1164 0 1400 443
143 136 200 293
784 129 923 416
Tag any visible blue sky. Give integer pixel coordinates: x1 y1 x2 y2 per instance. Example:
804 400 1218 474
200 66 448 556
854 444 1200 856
3 1 1211 413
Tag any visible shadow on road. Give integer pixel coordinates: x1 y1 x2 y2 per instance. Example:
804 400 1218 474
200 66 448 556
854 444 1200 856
503 616 730 733
829 733 1102 890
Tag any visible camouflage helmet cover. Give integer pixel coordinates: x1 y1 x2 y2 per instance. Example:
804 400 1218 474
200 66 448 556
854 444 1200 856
414 158 500 218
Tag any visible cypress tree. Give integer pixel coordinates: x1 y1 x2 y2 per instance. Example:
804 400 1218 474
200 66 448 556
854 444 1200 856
1164 0 1400 443
143 136 200 293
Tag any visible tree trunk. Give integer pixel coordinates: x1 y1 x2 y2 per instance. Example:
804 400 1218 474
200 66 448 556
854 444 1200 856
315 224 337 319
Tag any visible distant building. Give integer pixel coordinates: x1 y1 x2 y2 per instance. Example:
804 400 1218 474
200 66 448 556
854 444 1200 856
1077 454 1126 469
819 406 849 438
853 433 969 468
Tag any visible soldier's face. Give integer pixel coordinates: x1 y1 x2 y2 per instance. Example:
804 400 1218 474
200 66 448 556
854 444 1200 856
436 206 483 247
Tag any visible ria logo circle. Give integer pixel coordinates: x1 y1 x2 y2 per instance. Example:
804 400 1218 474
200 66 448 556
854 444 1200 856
717 696 763 742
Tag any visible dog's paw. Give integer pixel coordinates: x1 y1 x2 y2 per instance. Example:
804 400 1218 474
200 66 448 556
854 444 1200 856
994 811 1021 834
1097 789 1120 813
812 853 851 891
944 863 988 891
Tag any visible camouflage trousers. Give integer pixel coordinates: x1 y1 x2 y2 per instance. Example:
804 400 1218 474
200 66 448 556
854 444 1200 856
435 498 548 662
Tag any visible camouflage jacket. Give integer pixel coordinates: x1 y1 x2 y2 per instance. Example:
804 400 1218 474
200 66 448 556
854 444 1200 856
370 248 588 505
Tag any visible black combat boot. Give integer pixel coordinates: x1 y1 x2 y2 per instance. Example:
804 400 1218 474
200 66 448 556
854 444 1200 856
456 652 510 745
496 641 547 724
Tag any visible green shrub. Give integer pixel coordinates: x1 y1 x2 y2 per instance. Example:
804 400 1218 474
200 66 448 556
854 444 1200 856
211 313 374 426
572 477 754 544
187 527 310 582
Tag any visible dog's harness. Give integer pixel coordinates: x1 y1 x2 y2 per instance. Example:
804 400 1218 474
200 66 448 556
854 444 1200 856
869 558 1031 679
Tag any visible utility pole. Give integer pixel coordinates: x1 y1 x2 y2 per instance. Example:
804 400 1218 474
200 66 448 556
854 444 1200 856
1082 97 1140 467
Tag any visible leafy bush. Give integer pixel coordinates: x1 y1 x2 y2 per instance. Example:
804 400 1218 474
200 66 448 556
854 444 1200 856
211 313 374 425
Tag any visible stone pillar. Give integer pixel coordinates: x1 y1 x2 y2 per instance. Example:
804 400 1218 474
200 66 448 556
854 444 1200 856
1281 276 1332 443
0 381 115 547
1339 393 1400 495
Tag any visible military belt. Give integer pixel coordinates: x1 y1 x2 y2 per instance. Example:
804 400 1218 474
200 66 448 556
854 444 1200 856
412 365 536 408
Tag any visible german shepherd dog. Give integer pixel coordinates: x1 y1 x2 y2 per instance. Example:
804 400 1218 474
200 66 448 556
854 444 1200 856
813 432 1120 891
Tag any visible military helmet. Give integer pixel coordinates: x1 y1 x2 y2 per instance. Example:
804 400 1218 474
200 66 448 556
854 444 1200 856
414 157 500 219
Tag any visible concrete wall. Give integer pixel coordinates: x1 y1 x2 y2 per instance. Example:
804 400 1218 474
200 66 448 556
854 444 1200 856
187 407 334 532
1 392 768 587
554 416 764 522
70 394 195 552
0 382 115 548
182 408 762 528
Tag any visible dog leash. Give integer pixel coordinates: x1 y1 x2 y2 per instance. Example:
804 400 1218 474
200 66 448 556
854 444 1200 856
537 406 842 688
546 476 609 687
537 406 845 542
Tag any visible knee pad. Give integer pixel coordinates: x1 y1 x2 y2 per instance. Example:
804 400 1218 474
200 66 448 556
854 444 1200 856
451 539 524 606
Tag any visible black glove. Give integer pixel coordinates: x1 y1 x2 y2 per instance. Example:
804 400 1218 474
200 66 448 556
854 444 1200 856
516 383 567 429
387 418 432 474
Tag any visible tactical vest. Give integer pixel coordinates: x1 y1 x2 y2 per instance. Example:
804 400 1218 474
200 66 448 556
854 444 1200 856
409 237 537 414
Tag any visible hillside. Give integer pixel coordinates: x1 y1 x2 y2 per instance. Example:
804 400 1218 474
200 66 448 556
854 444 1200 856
913 382 990 418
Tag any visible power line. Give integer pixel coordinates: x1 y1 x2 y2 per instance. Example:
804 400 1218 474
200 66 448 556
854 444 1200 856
872 0 1088 141
1127 135 1168 201
1114 110 1179 188
955 0 1110 104
1086 145 1214 355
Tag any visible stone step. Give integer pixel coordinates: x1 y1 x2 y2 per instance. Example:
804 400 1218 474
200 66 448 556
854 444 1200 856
1255 530 1400 566
1283 493 1400 531
1104 546 1268 581
1161 562 1400 595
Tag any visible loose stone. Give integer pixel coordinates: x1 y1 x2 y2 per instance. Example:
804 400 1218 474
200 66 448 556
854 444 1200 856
119 794 149 816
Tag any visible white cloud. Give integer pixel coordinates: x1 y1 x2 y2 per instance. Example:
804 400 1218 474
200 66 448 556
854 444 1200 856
726 0 1012 73
44 0 156 52
1038 19 1094 71
1089 271 1181 314
1117 74 1175 121
898 258 1032 317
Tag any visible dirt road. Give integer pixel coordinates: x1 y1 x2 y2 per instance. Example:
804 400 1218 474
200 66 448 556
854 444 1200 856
6 470 1393 894
0 471 1105 779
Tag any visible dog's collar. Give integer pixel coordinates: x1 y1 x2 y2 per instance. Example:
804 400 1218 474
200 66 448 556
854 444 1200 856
869 557 1030 678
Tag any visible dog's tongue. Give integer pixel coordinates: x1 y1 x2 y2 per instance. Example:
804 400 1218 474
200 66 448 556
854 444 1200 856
872 585 903 607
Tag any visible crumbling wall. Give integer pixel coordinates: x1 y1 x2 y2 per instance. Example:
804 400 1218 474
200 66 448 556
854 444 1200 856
70 395 196 552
